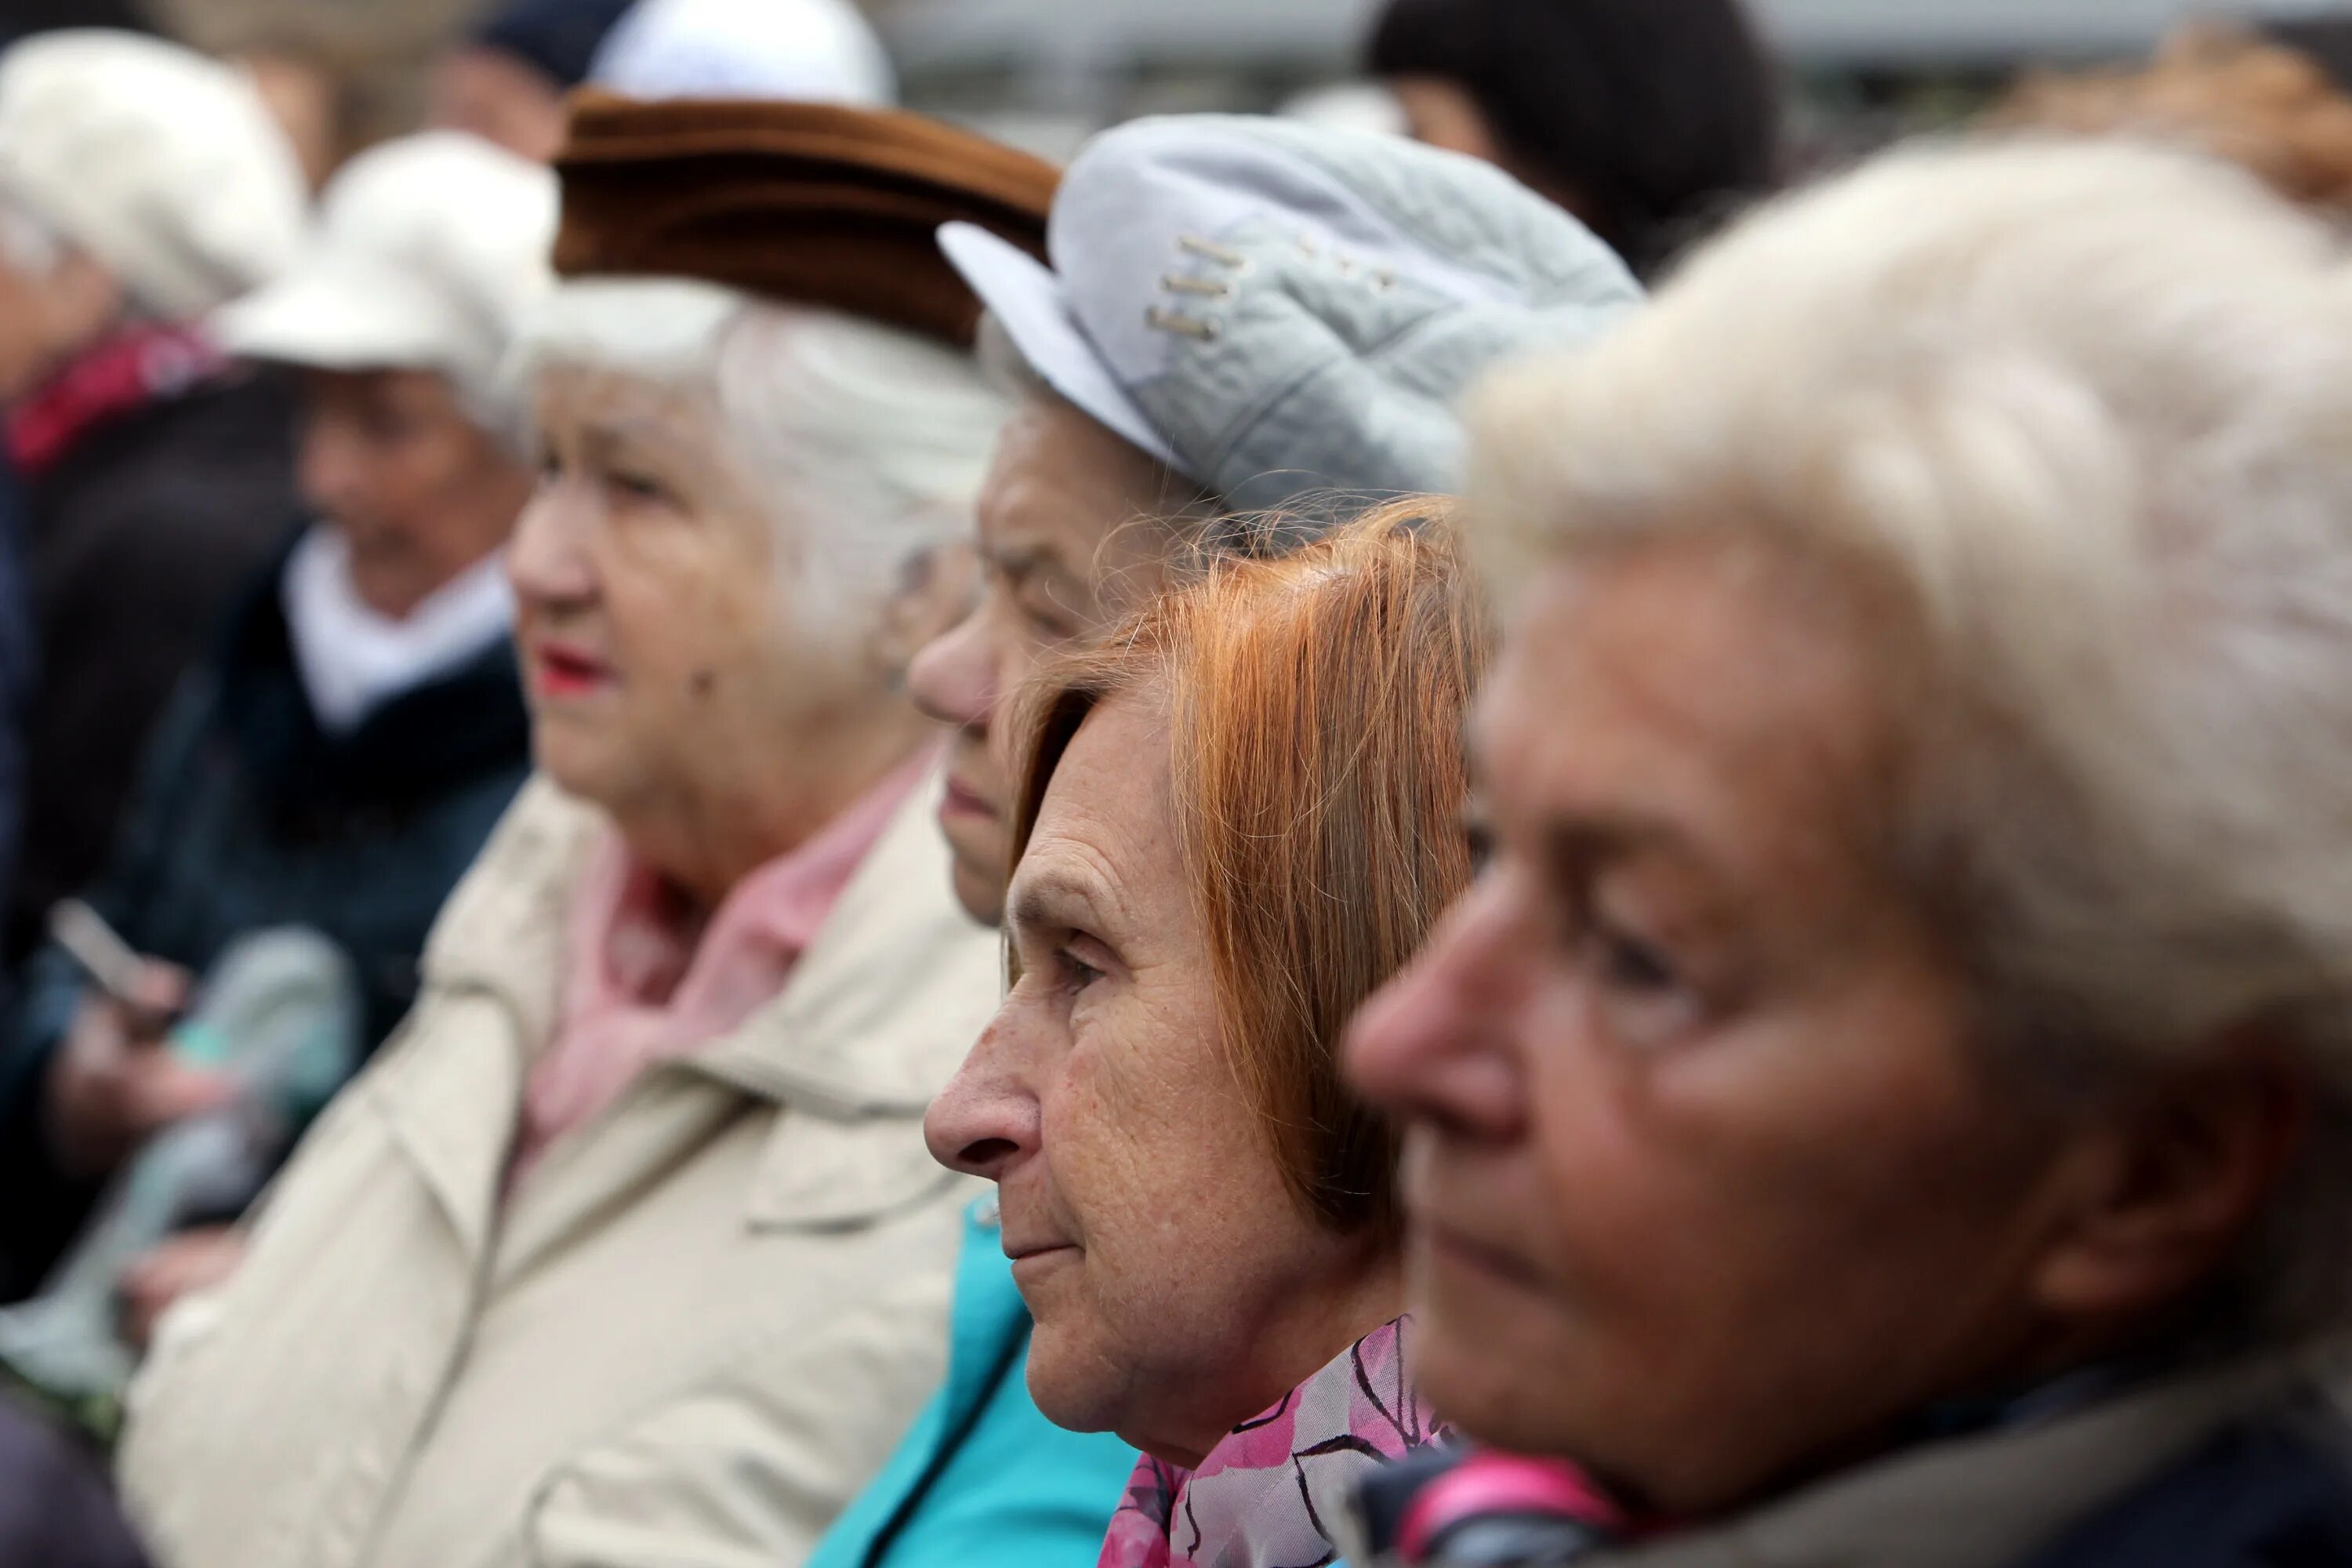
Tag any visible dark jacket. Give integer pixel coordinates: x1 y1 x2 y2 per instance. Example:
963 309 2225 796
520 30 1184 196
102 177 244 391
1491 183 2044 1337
0 539 530 1298
0 1393 149 1568
9 372 303 965
2017 1406 2352 1568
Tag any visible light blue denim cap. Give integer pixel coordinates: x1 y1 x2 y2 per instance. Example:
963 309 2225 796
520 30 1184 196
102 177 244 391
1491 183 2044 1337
938 113 1642 517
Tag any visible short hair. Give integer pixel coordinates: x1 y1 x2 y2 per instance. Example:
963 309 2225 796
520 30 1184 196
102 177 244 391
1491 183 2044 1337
515 277 1010 633
2000 24 2352 214
1368 0 1781 277
1466 136 2352 1336
1008 499 1489 1236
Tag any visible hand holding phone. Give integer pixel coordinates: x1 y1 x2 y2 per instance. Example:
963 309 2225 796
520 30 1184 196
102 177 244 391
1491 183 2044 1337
42 902 218 1178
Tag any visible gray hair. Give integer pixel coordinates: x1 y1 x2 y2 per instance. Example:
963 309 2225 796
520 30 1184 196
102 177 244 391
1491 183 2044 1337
1468 136 2352 1339
516 277 1010 635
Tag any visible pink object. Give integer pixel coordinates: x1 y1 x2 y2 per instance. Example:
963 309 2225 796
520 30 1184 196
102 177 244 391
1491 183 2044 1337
1098 1316 1448 1568
507 751 932 1189
1398 1452 1631 1560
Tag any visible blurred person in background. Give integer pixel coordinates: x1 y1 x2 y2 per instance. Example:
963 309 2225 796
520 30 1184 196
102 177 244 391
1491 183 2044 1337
586 0 896 104
927 504 1485 1568
891 114 1635 1568
430 0 636 164
0 30 307 972
1367 0 1781 278
0 132 551 1315
2001 23 2352 216
118 98 1027 1568
1347 140 2352 1566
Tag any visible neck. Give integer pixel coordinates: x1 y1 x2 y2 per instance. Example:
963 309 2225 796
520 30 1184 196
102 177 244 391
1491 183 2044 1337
1140 1249 1406 1471
616 701 931 909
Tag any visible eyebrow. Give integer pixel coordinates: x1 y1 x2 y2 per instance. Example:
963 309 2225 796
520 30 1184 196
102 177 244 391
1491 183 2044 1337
1007 866 1109 939
1537 815 1711 885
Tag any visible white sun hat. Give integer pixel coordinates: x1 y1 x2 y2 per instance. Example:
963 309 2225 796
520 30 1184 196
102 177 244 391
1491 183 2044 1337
215 132 559 439
0 29 307 320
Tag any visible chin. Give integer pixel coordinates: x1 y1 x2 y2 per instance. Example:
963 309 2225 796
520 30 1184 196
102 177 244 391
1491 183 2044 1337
1411 1253 1592 1461
948 855 1007 927
528 725 629 809
1021 1327 1126 1438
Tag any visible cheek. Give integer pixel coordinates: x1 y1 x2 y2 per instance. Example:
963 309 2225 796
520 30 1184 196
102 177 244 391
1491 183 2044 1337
1526 974 2038 1358
1032 993 1293 1352
603 533 782 699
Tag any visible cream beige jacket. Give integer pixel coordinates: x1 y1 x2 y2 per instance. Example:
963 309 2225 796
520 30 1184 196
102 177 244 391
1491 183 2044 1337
118 772 998 1568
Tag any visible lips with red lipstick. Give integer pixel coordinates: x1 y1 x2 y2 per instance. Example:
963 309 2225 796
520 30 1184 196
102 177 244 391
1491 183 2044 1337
528 639 615 699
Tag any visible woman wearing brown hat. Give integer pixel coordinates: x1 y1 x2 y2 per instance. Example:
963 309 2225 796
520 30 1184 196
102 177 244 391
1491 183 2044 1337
113 99 1113 1568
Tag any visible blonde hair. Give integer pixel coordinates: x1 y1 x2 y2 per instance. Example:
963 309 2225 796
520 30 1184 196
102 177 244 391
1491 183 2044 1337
2000 25 2352 214
1468 136 2352 1334
1010 499 1490 1236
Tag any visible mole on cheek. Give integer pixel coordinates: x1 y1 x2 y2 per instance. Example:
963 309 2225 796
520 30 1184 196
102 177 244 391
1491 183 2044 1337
689 669 718 698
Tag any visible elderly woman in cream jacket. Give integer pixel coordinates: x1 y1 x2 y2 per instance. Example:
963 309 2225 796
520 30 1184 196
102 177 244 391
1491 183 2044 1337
113 263 1012 1566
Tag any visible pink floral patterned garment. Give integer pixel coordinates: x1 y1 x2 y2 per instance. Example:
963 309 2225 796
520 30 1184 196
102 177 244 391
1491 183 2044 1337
1098 1316 1446 1568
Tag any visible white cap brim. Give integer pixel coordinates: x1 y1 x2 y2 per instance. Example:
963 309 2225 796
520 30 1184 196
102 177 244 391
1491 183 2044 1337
938 220 1181 471
213 255 476 378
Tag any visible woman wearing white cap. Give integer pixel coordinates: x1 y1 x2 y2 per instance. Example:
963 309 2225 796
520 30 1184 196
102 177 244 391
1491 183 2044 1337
0 30 309 985
0 132 553 1329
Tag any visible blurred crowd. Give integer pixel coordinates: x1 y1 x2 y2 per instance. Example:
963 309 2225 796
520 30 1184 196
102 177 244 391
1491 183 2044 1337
3 2 2352 1567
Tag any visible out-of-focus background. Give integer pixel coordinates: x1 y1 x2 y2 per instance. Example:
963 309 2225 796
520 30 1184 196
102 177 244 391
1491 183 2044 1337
36 0 2352 171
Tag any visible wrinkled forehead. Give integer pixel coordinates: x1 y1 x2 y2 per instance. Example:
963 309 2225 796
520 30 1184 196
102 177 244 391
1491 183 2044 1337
1479 535 1911 896
1016 693 1181 921
982 395 1203 572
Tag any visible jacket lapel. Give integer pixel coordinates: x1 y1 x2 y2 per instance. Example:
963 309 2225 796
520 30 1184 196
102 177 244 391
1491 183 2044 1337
376 776 597 1263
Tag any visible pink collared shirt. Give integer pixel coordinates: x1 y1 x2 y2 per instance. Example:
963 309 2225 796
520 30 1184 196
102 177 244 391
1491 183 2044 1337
508 750 934 1190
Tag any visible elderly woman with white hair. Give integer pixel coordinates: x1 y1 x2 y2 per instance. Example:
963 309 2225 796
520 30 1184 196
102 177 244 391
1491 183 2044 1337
116 104 1036 1568
1345 138 2352 1566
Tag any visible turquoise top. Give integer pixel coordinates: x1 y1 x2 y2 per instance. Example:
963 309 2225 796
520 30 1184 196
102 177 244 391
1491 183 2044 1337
807 1197 1138 1568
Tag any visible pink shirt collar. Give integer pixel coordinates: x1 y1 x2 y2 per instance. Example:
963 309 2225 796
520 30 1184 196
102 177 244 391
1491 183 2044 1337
510 748 935 1189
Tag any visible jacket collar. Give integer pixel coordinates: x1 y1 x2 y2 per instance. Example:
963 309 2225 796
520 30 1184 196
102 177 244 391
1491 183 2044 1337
686 765 996 1118
1592 1348 2341 1568
215 532 532 816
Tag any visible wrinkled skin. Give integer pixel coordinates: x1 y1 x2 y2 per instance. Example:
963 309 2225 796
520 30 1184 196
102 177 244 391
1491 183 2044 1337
1347 534 2302 1516
907 396 1195 925
928 697 1398 1467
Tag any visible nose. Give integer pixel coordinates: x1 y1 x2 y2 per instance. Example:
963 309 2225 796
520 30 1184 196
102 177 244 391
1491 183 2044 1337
298 409 367 528
1345 879 1530 1143
506 481 597 609
924 1011 1040 1181
908 605 1000 735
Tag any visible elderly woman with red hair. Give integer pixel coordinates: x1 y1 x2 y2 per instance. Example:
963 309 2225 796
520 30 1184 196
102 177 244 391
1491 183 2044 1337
927 503 1486 1568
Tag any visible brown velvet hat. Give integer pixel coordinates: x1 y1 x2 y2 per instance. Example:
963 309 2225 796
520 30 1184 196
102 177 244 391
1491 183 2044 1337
551 92 1060 347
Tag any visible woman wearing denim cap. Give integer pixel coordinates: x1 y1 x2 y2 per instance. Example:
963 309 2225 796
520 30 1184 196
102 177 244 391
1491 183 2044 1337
928 501 1483 1568
117 100 1053 1568
901 115 1638 1568
1347 140 2352 1566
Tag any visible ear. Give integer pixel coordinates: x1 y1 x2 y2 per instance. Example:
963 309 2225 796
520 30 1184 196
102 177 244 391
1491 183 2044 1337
870 539 980 682
2030 1040 2309 1325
